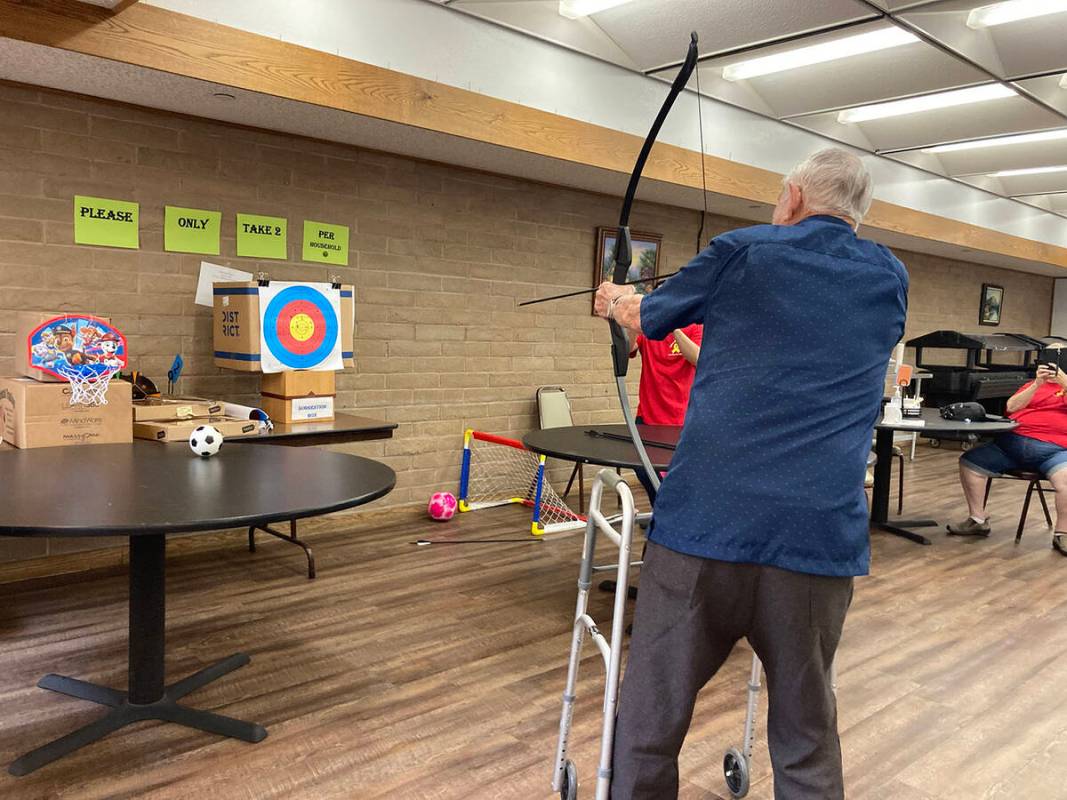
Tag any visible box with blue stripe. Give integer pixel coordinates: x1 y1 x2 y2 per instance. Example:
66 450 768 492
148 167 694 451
212 282 355 372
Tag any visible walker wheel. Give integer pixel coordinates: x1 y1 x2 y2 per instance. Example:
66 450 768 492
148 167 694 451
560 759 578 800
928 439 941 448
723 748 750 798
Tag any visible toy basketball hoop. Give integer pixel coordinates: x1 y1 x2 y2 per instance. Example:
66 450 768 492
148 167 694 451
27 314 128 407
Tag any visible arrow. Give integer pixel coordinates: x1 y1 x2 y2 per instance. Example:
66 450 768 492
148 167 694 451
518 270 679 307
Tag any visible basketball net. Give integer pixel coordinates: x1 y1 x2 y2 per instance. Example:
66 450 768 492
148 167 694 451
55 363 120 407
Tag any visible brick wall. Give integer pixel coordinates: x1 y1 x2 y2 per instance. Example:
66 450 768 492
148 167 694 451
0 82 1056 563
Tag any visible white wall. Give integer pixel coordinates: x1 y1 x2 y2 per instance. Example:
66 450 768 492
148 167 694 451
146 0 1067 251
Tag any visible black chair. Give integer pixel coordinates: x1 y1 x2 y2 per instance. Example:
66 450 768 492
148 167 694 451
983 469 1054 542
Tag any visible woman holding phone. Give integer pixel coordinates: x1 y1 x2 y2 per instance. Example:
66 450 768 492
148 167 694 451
948 359 1067 556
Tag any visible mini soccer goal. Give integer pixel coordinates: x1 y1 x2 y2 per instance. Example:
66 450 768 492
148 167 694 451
458 429 585 535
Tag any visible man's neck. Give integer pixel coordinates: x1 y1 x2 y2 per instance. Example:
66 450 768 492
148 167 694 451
795 211 856 229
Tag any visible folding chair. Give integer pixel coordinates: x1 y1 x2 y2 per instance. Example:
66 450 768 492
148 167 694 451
537 386 585 512
983 469 1054 542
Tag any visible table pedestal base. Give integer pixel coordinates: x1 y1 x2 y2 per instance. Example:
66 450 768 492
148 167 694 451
873 519 938 546
9 653 265 776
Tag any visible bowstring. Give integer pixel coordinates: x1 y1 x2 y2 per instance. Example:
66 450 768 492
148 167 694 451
694 54 709 254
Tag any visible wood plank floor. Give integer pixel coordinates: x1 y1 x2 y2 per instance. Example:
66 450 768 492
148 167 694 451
1 446 1065 799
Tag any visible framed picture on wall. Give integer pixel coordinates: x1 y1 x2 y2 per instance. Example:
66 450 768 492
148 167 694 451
979 283 1004 326
592 227 662 316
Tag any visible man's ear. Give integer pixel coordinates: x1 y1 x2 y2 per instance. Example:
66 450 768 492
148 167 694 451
788 183 803 219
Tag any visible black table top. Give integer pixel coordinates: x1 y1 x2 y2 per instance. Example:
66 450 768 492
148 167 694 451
875 407 1017 434
523 424 680 471
229 413 396 446
0 442 395 537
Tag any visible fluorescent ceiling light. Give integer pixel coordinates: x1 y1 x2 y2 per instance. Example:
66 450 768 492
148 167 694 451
967 0 1067 29
837 84 1014 124
558 0 634 18
721 28 918 82
922 128 1067 153
1060 73 1067 89
989 164 1067 177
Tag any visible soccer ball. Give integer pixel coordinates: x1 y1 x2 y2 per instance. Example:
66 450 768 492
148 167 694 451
189 424 223 458
427 491 457 521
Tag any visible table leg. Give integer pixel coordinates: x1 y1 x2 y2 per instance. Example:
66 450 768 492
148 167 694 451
8 534 267 777
248 519 316 579
872 428 935 546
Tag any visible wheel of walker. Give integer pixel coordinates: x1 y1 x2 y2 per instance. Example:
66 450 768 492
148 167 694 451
560 759 578 800
723 748 750 798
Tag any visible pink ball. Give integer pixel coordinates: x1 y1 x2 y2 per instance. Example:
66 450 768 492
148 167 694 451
427 491 457 521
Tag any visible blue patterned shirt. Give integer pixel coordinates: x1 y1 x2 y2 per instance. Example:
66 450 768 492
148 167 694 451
640 215 908 577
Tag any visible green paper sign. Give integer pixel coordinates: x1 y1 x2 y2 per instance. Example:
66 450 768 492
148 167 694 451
236 213 287 259
302 220 349 265
164 205 221 255
73 195 139 249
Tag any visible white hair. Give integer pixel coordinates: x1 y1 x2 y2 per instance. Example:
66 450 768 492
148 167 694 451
785 148 873 227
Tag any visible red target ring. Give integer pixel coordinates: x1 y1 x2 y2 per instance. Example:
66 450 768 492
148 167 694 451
274 299 326 356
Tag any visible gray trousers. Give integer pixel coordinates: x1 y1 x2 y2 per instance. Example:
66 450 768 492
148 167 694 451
611 542 853 800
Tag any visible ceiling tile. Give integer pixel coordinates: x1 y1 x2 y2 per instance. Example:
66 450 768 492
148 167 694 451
567 0 879 70
892 132 1067 176
1013 72 1067 116
792 91 1064 151
450 0 639 68
960 169 1067 197
899 0 1067 79
866 0 941 9
693 22 986 119
1017 192 1067 216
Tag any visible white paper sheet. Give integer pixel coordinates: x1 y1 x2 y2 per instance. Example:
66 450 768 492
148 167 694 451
195 261 253 307
257 281 343 373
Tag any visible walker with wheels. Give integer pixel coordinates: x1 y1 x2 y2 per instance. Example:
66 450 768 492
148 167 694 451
550 469 834 799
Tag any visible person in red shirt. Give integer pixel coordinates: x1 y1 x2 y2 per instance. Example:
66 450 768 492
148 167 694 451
948 362 1067 555
627 325 702 502
631 325 702 426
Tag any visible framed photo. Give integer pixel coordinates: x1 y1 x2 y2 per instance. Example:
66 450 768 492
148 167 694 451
979 283 1004 326
592 227 662 316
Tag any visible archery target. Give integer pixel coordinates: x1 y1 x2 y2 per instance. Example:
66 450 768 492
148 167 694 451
258 283 343 372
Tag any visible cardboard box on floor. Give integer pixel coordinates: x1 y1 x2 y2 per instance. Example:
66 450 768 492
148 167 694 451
0 376 132 449
213 282 355 372
260 369 336 424
133 416 261 443
14 311 114 383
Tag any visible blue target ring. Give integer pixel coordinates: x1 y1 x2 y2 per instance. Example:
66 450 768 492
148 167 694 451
262 285 339 369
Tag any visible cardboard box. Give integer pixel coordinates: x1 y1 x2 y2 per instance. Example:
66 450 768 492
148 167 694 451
213 283 354 372
259 394 335 424
260 370 335 424
0 376 132 449
133 415 261 443
260 370 335 399
14 311 113 383
132 396 223 422
340 286 354 369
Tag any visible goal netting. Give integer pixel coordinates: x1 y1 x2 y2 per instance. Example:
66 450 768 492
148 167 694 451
458 429 585 535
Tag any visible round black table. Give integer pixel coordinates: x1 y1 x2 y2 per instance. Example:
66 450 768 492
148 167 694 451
873 407 1016 545
0 442 395 777
523 424 679 472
